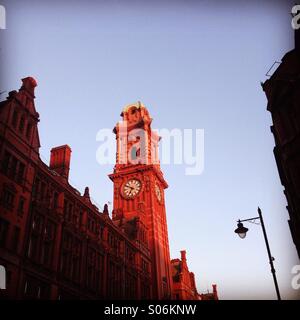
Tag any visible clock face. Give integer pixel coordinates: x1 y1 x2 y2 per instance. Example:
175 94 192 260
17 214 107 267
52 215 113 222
122 179 142 199
155 183 162 202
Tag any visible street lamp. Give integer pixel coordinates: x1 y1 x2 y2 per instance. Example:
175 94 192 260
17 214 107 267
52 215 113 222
234 221 249 239
234 207 281 300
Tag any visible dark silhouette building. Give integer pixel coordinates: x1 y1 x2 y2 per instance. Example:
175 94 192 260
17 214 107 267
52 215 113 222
262 27 300 258
0 78 216 299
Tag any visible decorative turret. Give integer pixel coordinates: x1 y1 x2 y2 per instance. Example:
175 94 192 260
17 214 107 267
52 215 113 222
20 77 37 98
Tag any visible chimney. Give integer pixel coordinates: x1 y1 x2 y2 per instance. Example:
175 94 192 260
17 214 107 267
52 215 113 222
50 145 72 180
212 284 218 300
180 250 187 263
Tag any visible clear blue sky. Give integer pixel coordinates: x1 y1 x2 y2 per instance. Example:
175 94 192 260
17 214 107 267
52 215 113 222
1 0 299 299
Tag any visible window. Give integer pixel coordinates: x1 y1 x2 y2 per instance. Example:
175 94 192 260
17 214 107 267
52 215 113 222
72 212 79 227
1 187 15 210
42 220 56 267
87 247 103 293
11 109 18 128
53 192 58 209
87 216 96 233
19 115 25 134
0 219 9 248
63 200 73 222
10 157 17 179
28 214 44 261
87 248 96 290
26 123 32 140
61 233 81 283
40 182 46 201
107 262 122 299
11 226 20 252
99 225 104 240
27 214 56 268
17 162 25 183
79 209 84 228
17 197 25 216
2 151 11 174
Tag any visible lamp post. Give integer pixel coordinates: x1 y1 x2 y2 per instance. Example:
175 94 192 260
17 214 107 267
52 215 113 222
234 207 281 300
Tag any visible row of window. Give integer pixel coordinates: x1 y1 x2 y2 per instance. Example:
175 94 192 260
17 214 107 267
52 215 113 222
11 107 33 142
33 177 137 258
1 185 25 216
28 214 56 267
33 182 103 236
2 151 25 184
87 247 104 293
33 177 117 245
61 232 82 283
64 198 104 237
26 214 147 293
33 177 59 210
108 232 121 255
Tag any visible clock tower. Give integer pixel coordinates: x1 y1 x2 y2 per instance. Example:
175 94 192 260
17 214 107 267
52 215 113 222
109 102 173 299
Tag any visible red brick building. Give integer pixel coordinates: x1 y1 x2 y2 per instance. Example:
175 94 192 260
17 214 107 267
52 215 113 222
171 250 199 300
0 78 217 300
262 28 300 258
